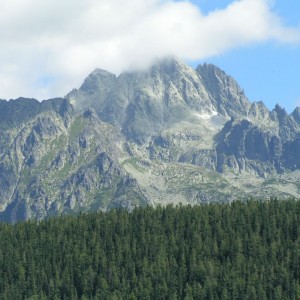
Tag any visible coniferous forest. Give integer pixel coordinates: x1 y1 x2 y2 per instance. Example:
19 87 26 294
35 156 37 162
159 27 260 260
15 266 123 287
0 200 300 299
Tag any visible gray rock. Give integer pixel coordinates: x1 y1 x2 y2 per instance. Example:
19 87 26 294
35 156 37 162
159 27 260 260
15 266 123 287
1 58 300 222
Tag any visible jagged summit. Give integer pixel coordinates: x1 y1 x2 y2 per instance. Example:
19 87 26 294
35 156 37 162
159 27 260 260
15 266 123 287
67 58 255 143
79 68 116 92
1 58 300 222
90 68 115 76
196 62 226 77
292 107 300 124
148 56 195 74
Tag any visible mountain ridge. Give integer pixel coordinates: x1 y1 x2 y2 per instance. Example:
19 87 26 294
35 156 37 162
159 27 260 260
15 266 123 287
0 57 300 222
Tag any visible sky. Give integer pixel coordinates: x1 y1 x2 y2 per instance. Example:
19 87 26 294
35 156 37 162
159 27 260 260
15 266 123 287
0 0 299 112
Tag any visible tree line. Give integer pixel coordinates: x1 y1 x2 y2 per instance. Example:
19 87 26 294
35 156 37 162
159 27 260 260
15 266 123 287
0 199 300 299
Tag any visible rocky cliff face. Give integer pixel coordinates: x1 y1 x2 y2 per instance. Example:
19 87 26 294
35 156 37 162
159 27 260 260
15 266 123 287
0 101 145 222
1 57 300 222
69 58 237 143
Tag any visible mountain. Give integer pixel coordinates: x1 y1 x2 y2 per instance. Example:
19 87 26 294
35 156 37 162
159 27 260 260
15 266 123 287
1 57 300 222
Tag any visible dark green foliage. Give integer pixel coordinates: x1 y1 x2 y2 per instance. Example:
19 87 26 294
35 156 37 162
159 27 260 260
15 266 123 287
0 199 300 299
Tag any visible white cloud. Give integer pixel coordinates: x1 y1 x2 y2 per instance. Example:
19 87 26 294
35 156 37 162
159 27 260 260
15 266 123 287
0 0 299 100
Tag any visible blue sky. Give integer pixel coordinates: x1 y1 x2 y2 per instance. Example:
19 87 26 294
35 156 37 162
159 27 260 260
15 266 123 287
0 0 299 113
190 0 300 112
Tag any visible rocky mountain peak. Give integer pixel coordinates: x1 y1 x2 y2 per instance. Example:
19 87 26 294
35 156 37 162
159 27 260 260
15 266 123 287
249 100 269 113
2 59 300 222
149 56 194 76
270 104 290 125
292 107 300 124
196 63 224 77
273 103 287 115
80 68 116 92
196 63 251 118
269 104 300 141
247 101 270 121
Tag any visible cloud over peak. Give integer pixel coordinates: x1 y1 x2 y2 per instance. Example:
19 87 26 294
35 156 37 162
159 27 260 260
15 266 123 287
0 0 299 100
